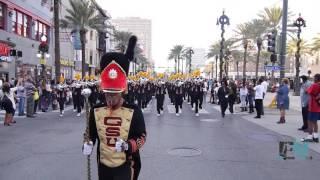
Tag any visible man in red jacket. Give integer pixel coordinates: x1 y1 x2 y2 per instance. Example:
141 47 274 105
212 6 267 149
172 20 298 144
301 73 320 143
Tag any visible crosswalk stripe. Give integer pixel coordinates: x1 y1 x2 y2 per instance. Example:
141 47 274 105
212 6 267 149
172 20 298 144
167 105 176 113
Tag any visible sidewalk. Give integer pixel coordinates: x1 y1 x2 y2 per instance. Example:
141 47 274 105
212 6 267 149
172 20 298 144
0 106 74 123
264 92 302 112
242 92 320 154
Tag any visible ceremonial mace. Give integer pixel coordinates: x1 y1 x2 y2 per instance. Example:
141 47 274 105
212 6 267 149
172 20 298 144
82 86 92 180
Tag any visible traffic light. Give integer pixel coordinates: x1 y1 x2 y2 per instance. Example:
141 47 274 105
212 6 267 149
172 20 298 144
270 53 277 63
267 30 277 53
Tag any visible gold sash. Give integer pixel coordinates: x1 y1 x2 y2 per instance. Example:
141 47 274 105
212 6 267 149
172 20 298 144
94 106 134 167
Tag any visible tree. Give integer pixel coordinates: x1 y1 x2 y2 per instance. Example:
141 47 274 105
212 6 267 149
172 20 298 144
182 47 194 73
311 34 320 52
134 45 149 72
287 38 311 78
53 0 60 83
258 6 283 29
233 22 252 79
168 45 184 73
230 49 243 80
113 30 133 53
60 0 108 78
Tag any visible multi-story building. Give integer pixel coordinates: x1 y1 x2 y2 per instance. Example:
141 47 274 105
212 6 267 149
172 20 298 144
59 0 76 79
191 48 206 70
111 17 152 63
60 0 109 78
0 0 54 81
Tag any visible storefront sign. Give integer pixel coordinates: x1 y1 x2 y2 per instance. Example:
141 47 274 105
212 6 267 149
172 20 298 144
0 43 9 56
60 58 74 67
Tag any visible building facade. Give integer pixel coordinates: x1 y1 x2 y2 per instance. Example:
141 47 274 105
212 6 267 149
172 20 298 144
0 0 54 81
111 17 152 63
191 48 206 70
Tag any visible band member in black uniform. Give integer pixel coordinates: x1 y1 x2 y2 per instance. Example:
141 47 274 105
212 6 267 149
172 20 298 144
56 77 67 117
88 78 99 107
155 80 166 116
174 80 184 116
74 81 83 117
217 80 230 118
126 81 135 104
136 81 145 110
193 80 201 116
83 36 146 180
198 79 204 110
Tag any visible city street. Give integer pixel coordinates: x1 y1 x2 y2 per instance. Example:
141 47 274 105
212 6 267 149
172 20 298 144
1 95 320 180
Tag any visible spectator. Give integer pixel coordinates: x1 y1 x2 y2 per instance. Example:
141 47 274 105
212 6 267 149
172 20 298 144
299 75 311 131
247 82 255 114
1 82 17 126
34 88 40 114
301 73 320 143
25 77 36 118
239 82 248 112
276 78 290 124
254 79 264 119
261 77 269 115
228 81 237 114
16 78 26 116
217 80 229 118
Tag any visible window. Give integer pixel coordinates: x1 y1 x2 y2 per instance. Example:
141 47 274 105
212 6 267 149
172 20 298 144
0 3 4 30
11 10 31 37
11 10 16 33
89 50 93 64
34 21 38 39
34 20 49 41
23 15 30 37
17 12 22 35
90 30 93 40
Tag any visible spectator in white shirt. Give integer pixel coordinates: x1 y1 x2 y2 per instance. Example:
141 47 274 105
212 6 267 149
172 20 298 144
254 79 264 118
261 77 269 115
239 82 248 112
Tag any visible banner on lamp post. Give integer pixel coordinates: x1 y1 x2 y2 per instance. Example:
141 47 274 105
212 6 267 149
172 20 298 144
40 58 46 65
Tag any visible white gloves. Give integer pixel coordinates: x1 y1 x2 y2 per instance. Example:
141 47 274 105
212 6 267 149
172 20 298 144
115 138 129 152
83 141 93 155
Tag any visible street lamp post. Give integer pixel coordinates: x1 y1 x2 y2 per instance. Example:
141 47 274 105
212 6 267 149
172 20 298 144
217 10 230 80
215 55 218 80
211 61 214 79
255 37 263 79
188 48 194 74
37 35 50 84
293 14 306 96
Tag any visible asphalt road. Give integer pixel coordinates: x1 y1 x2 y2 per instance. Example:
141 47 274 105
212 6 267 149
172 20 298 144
1 97 320 180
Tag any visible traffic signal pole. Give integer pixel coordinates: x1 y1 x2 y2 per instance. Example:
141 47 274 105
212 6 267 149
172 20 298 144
279 0 288 79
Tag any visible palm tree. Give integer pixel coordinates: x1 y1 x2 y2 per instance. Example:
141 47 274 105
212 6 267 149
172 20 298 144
207 42 220 58
60 0 108 77
233 22 252 79
311 34 320 66
182 47 194 73
53 0 60 83
113 30 133 53
258 6 283 29
134 45 149 72
311 34 320 52
230 49 243 80
287 38 311 77
248 19 268 79
168 45 184 73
